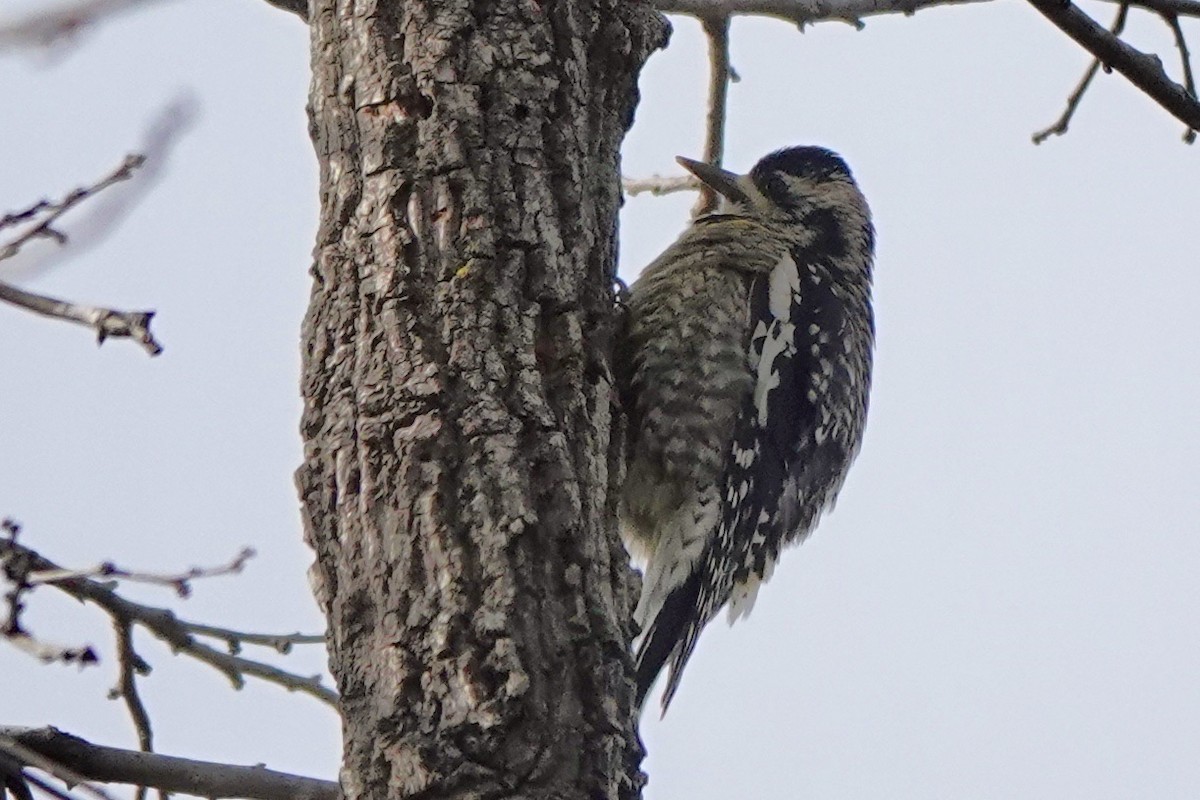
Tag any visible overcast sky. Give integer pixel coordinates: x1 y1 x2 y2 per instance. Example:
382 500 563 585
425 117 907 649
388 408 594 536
2 2 1199 798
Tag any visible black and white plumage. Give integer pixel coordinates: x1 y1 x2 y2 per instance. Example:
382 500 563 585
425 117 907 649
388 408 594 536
617 146 875 712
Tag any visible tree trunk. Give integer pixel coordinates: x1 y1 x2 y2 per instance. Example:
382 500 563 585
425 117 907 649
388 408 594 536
296 2 667 798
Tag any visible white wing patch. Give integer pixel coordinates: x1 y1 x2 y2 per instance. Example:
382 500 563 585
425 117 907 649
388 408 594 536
753 255 801 425
768 254 800 319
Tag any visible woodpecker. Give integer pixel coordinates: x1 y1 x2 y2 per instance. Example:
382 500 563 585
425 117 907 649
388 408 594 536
618 146 875 713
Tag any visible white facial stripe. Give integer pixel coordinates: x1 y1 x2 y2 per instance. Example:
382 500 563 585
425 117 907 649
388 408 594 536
740 175 775 212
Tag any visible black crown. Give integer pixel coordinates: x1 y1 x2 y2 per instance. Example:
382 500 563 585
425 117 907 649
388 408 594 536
752 146 851 183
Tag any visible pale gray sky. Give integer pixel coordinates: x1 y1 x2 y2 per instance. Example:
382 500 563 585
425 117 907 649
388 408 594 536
3 2 1199 798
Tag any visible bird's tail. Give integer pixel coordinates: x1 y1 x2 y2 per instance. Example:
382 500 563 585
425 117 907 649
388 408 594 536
634 562 710 713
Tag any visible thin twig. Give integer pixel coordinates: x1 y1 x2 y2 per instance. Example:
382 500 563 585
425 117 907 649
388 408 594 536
0 536 337 707
181 623 324 655
621 175 700 196
0 99 196 354
1 628 98 666
4 97 197 283
1160 10 1198 141
0 153 164 355
110 622 153 800
1 202 52 233
1027 0 1200 131
0 156 144 264
1 522 99 667
29 548 257 599
20 771 80 800
693 14 733 216
1033 3 1129 143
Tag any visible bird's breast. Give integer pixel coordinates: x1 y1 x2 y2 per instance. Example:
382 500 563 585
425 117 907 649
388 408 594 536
622 264 755 529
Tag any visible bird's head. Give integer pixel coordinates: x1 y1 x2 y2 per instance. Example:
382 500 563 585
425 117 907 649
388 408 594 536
679 146 866 221
678 145 873 262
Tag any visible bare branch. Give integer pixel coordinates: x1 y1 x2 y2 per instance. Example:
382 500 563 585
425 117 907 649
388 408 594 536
1033 3 1129 143
693 14 732 216
1 521 100 667
621 174 700 197
180 622 325 655
656 0 990 26
2 97 197 283
0 728 338 800
653 0 1200 140
0 152 166 355
1160 10 1198 141
622 15 732 211
0 737 117 800
0 534 338 707
0 280 163 355
0 155 144 264
650 0 1200 145
1143 0 1200 16
28 548 257 599
1 627 99 667
0 98 196 353
109 622 154 797
1 203 52 234
1027 0 1200 131
654 0 1200 24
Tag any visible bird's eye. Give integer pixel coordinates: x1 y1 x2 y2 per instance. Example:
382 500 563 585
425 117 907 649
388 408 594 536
762 175 792 208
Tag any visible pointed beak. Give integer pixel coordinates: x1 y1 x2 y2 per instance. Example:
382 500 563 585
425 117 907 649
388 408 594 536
676 156 750 205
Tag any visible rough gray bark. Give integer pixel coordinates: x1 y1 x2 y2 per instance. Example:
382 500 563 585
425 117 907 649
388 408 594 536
297 2 667 799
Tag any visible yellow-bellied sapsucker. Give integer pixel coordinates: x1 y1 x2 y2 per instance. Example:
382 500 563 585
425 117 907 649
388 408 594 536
618 146 875 712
